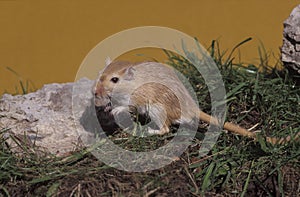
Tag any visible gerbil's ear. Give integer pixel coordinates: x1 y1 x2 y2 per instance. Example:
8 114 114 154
123 67 135 81
105 57 112 66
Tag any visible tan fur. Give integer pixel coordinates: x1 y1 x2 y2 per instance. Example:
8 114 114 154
130 83 182 134
94 61 299 144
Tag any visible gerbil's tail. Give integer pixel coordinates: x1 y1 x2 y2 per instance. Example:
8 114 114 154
199 111 256 138
199 110 299 145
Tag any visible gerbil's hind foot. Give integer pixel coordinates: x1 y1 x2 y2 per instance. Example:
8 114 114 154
146 125 170 136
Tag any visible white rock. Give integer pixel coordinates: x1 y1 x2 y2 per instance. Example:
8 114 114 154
0 78 97 155
282 5 300 76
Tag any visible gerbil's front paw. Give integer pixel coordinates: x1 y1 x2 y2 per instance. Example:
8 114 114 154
111 106 128 116
111 106 133 130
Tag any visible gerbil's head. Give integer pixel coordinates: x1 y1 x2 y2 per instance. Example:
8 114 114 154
94 59 136 110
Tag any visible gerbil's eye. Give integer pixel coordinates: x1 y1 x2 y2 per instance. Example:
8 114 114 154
110 77 119 83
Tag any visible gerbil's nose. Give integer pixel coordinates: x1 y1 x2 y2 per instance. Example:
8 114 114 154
94 83 105 97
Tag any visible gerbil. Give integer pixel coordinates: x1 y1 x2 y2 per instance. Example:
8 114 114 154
94 60 299 145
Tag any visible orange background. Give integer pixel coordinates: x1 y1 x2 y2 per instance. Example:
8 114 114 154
0 0 299 94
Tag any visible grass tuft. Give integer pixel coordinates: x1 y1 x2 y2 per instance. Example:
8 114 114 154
4 67 35 95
